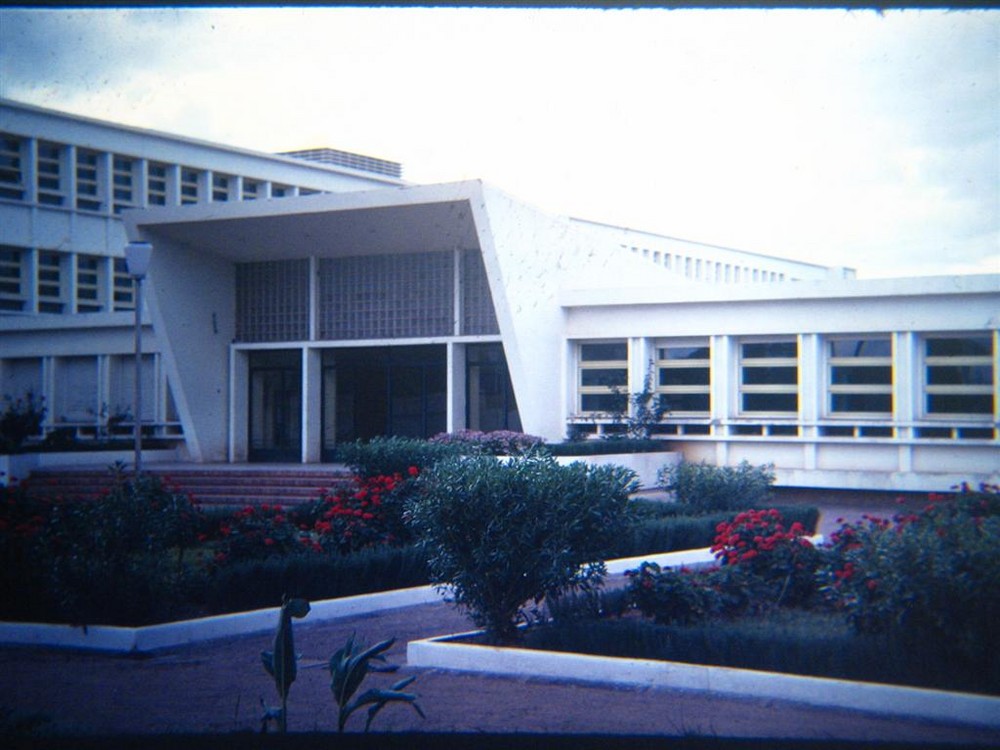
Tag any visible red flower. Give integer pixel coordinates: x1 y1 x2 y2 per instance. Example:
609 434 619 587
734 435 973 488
408 466 420 477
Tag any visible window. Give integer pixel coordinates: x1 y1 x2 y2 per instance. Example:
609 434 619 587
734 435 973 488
828 337 893 415
76 255 103 312
147 162 168 205
924 335 994 416
656 341 710 414
0 245 25 311
36 141 64 206
212 173 231 202
112 156 136 214
0 135 24 200
271 184 291 198
112 258 135 311
242 179 260 200
466 343 521 432
578 341 628 414
180 168 199 204
37 251 64 313
75 149 102 211
740 340 798 414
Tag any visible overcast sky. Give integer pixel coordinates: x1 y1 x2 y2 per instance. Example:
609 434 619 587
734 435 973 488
1 6 997 279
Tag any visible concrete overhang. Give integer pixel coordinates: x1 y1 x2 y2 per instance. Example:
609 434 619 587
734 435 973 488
560 273 1000 309
122 180 484 261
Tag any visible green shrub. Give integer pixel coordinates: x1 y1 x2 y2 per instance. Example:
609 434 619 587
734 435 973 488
659 460 775 512
821 484 1000 675
546 439 669 456
334 437 458 478
428 430 545 455
408 453 638 642
0 391 46 453
1 472 203 625
626 562 720 625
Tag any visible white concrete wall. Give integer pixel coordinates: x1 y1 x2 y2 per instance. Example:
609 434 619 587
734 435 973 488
131 231 237 462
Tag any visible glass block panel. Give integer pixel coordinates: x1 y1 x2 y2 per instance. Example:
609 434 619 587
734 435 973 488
318 252 454 340
460 249 499 335
236 260 310 342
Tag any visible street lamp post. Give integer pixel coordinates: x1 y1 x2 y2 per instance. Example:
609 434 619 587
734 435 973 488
124 241 153 474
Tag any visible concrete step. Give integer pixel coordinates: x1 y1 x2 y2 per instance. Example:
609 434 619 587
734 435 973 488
20 467 356 509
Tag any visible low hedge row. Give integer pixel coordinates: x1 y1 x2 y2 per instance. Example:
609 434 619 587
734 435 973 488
522 610 999 696
198 543 431 615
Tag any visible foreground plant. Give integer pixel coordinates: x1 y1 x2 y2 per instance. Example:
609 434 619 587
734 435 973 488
329 634 424 732
409 452 638 642
261 596 311 733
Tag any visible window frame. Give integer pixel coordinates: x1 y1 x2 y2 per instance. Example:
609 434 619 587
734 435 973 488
826 335 894 418
738 337 799 416
577 340 629 416
655 339 711 416
922 334 995 419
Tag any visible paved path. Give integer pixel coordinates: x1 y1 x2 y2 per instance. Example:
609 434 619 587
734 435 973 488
1 584 997 747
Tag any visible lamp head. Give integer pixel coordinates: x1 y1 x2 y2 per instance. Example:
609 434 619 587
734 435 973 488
124 241 153 279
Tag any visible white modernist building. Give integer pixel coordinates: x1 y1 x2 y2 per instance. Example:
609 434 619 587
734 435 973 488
2 99 998 492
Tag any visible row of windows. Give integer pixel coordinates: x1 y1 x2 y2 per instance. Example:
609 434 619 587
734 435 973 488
577 334 996 422
0 134 319 215
0 245 135 314
626 244 791 284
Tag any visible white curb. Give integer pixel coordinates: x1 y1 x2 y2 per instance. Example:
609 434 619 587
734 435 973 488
406 633 1000 730
0 585 447 654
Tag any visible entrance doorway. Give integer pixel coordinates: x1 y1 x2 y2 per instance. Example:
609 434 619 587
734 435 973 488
322 345 446 459
248 350 301 462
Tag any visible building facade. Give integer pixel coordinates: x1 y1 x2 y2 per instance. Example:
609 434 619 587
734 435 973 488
3 99 998 492
0 99 402 451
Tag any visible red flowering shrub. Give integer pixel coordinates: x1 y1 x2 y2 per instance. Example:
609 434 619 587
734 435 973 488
296 469 420 556
820 483 1000 674
710 508 820 608
204 503 304 566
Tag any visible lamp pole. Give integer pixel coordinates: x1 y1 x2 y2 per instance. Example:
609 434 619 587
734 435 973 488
124 241 153 475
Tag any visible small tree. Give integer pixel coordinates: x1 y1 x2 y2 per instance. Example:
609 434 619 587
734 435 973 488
408 453 638 642
608 361 667 440
0 391 46 453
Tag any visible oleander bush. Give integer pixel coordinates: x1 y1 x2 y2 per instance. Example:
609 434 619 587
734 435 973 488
408 452 638 642
658 459 775 512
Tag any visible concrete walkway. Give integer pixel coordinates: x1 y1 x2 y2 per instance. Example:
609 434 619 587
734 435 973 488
1 578 997 746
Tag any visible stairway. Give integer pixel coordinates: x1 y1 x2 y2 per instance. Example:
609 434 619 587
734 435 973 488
19 466 356 510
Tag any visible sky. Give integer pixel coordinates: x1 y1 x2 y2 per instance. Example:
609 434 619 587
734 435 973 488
1 6 997 279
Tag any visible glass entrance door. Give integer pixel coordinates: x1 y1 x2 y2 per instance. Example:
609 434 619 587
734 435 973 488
249 350 301 462
321 345 446 457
